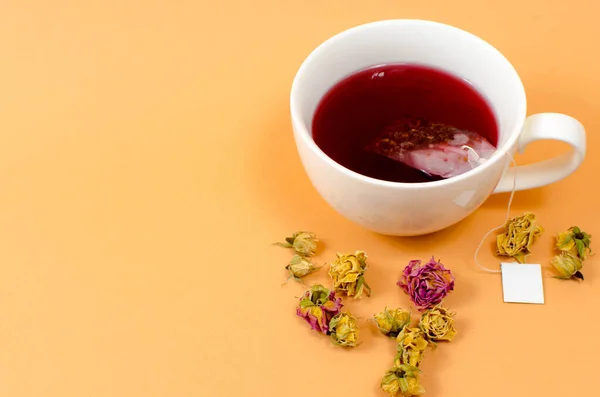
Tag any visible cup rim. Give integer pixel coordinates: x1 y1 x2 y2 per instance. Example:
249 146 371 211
290 19 527 190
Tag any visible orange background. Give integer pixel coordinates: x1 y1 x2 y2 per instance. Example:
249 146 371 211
0 1 598 396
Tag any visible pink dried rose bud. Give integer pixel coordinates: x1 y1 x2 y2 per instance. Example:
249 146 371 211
296 284 343 334
397 257 454 311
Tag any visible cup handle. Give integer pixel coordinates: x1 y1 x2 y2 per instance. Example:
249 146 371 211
493 113 586 193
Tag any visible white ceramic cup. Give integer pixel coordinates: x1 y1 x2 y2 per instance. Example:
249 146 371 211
290 19 586 236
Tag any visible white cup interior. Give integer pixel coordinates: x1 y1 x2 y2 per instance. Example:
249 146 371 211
291 20 527 160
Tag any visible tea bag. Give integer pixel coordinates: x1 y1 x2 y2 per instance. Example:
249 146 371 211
365 117 496 179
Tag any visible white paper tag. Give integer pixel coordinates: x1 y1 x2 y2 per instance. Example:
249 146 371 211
500 263 545 304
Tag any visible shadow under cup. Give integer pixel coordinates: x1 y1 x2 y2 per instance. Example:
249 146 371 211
290 20 527 235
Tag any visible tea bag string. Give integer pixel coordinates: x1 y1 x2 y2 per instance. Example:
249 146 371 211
469 149 518 274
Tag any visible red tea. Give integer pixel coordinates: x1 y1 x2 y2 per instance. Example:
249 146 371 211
312 64 499 183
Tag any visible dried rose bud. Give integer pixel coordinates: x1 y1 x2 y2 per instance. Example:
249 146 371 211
397 257 454 311
374 308 411 338
329 312 359 347
296 284 342 334
285 254 320 282
419 305 457 343
395 327 428 368
274 231 318 257
328 250 371 299
380 364 425 397
496 212 544 263
556 226 592 260
551 252 584 280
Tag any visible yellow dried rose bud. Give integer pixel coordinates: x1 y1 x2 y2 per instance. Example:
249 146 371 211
380 364 425 396
496 212 544 263
274 231 318 257
329 312 359 348
285 254 320 283
395 327 428 367
556 226 592 260
551 252 584 280
328 250 371 299
419 305 457 343
374 308 411 338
